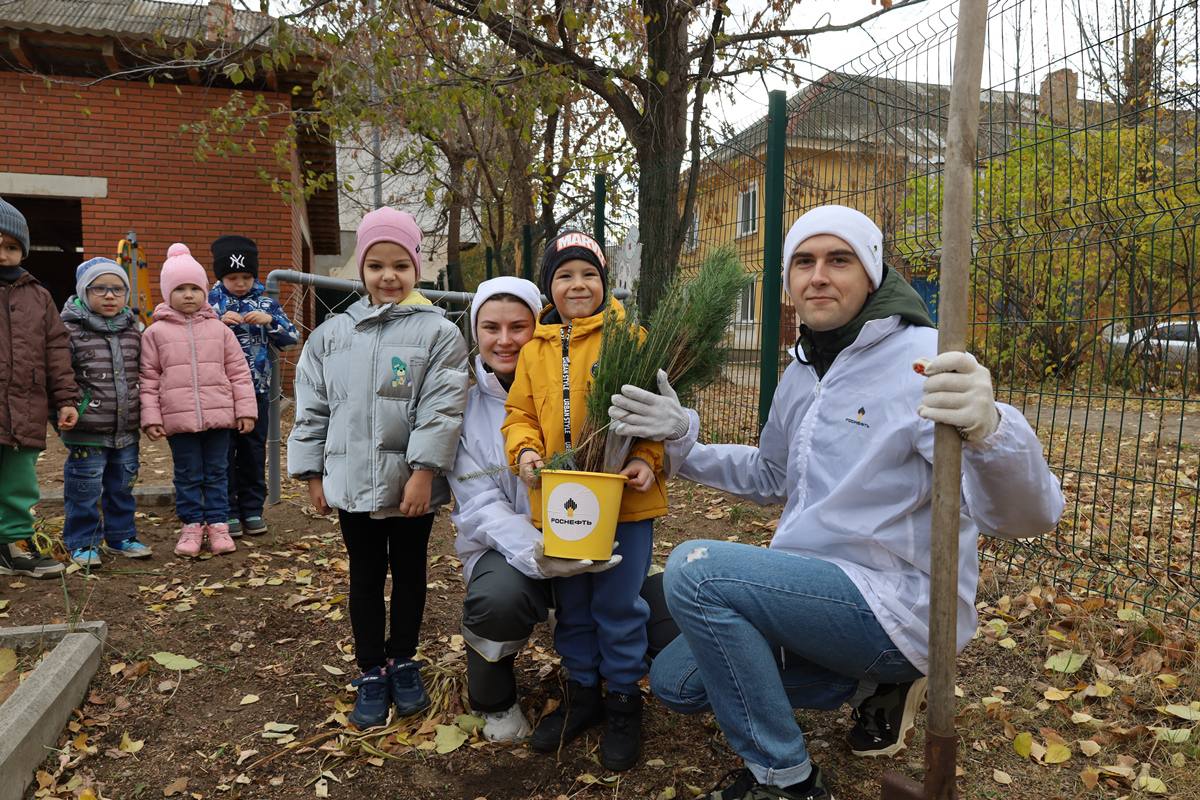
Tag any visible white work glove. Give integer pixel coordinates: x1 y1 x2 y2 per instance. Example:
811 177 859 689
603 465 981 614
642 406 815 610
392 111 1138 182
532 540 623 579
608 370 690 441
917 351 1002 443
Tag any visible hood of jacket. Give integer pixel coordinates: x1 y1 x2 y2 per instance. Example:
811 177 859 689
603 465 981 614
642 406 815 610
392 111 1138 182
61 295 137 334
797 266 935 377
211 279 266 302
531 296 622 342
473 354 510 401
151 301 217 324
344 291 442 327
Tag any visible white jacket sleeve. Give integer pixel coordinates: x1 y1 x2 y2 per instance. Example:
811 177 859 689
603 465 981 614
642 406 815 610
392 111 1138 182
662 409 700 479
287 332 330 479
917 402 1064 539
450 437 544 581
677 391 790 505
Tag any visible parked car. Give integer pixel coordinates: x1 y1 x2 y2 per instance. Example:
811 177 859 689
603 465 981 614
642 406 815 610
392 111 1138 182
1104 316 1199 366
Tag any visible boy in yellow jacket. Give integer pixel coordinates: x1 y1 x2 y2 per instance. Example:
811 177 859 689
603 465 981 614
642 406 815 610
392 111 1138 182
504 230 664 771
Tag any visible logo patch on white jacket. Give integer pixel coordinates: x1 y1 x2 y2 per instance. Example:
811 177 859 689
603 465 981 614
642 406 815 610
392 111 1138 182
845 406 870 428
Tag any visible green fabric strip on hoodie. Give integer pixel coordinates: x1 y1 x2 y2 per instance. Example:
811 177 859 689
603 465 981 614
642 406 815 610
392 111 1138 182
797 266 936 379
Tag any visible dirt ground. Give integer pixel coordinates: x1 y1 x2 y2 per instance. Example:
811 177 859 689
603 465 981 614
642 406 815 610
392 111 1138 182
5 435 1199 800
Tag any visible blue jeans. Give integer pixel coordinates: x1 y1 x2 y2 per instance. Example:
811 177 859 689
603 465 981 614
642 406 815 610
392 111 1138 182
62 444 139 551
650 540 923 787
554 519 653 695
227 393 269 519
167 430 232 524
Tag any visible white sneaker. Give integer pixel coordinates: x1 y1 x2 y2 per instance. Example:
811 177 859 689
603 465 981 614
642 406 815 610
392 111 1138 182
479 702 532 742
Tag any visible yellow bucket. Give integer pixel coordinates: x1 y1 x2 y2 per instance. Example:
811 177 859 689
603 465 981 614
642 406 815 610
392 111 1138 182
540 469 628 560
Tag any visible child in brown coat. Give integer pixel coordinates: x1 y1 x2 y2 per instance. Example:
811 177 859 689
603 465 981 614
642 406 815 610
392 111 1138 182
0 197 80 577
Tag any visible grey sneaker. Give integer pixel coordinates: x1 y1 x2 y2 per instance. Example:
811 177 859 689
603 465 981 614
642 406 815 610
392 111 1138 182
0 542 66 578
227 518 243 538
243 516 268 535
704 766 834 799
848 677 927 757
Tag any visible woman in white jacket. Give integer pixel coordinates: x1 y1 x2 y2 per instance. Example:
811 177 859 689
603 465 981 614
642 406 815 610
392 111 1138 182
451 277 692 742
609 206 1065 800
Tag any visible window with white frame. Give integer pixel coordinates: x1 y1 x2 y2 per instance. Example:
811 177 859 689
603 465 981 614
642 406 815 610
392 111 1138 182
738 277 756 322
737 182 758 237
684 209 700 251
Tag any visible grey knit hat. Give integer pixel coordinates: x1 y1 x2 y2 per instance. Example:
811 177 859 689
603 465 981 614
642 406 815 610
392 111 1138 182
0 197 29 257
75 257 129 309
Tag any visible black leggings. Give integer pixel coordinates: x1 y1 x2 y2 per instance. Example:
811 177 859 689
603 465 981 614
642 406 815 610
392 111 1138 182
339 510 435 671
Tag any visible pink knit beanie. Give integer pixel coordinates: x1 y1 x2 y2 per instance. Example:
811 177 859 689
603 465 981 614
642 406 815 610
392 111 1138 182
355 207 422 281
160 243 210 300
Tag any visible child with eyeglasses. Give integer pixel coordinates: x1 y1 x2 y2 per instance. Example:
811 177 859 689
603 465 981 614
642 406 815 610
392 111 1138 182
59 257 151 567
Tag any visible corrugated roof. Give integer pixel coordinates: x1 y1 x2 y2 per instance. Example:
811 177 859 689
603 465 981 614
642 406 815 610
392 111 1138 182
0 0 270 45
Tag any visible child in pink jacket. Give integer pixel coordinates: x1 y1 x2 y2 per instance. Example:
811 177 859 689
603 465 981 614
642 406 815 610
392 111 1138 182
140 243 257 557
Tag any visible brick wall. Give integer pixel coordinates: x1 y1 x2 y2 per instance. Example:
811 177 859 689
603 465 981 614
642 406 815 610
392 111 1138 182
0 72 304 301
0 71 311 392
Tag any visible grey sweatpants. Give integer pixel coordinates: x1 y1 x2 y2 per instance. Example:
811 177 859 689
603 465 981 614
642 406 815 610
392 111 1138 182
462 549 678 712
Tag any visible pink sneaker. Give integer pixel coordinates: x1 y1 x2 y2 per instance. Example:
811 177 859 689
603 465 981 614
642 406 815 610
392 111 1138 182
207 522 237 555
174 523 204 557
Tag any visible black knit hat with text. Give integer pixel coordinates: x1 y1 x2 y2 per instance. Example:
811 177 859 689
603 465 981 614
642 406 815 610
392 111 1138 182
538 230 608 300
211 235 259 280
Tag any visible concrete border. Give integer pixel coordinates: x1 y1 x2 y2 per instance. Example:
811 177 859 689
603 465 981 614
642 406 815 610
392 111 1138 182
0 622 107 800
0 172 108 198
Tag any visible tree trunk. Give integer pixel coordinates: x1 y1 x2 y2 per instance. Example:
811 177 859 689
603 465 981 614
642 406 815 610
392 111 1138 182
446 152 466 293
634 144 687 317
631 0 690 318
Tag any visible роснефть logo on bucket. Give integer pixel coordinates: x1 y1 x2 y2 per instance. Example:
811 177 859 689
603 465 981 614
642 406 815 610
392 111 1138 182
546 483 601 541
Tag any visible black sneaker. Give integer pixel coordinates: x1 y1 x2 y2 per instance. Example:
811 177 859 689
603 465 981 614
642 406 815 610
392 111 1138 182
386 659 431 717
847 677 927 757
348 667 391 729
600 690 642 771
0 542 65 578
703 766 834 799
530 680 604 754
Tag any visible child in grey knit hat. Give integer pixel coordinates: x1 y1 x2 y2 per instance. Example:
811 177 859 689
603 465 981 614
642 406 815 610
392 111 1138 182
58 257 152 567
0 196 81 578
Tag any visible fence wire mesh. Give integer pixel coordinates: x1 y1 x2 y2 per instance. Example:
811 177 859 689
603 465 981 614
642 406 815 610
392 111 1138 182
677 0 1199 621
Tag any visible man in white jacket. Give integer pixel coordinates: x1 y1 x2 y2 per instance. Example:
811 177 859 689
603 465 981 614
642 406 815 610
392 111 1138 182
608 206 1065 800
451 277 691 743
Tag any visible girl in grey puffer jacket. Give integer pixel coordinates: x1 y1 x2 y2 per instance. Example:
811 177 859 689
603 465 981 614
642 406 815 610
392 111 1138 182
288 207 468 730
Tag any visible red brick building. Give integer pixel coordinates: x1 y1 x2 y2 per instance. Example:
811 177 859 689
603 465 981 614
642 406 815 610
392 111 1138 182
0 0 339 315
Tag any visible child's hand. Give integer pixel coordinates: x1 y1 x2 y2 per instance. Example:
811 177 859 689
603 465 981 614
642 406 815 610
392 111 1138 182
400 469 433 517
243 310 273 325
518 449 544 489
143 424 165 441
221 310 244 326
620 458 655 492
307 477 331 515
236 417 255 434
57 406 79 431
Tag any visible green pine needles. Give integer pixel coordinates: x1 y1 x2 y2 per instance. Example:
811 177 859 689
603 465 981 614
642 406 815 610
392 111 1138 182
569 245 749 473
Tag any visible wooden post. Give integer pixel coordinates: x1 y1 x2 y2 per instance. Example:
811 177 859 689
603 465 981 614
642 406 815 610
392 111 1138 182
882 2 989 798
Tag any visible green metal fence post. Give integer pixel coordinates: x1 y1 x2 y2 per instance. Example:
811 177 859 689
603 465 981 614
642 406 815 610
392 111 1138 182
485 246 493 281
594 173 607 251
757 90 788 431
522 224 533 281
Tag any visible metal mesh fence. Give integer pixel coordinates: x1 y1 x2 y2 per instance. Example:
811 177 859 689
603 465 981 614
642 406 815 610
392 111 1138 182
676 103 790 445
677 0 1199 621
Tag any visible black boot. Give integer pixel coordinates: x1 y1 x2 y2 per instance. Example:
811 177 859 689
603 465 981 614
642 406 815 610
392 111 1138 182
531 680 604 753
600 690 643 771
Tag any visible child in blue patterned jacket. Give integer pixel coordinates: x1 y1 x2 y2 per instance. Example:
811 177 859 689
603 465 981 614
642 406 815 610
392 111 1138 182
208 235 299 536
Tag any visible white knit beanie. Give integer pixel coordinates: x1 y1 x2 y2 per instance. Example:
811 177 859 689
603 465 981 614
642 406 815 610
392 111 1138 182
782 205 884 298
469 276 544 335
